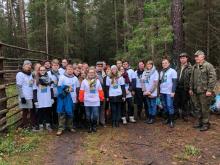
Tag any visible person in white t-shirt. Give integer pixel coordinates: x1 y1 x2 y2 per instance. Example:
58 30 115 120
120 67 136 124
58 58 68 75
160 58 177 128
106 65 126 128
79 67 105 133
33 66 54 132
142 60 159 124
47 59 61 127
16 60 34 128
56 64 80 136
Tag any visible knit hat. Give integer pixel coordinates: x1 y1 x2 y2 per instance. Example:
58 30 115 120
23 60 32 67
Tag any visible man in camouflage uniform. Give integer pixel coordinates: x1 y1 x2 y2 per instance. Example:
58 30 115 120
175 53 192 121
189 50 217 131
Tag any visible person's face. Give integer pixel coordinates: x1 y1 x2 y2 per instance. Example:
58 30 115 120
138 62 145 70
146 63 153 70
180 56 188 65
83 64 89 69
62 60 68 67
23 64 32 72
88 70 96 79
81 72 86 79
44 62 51 69
120 67 125 74
111 67 117 74
74 68 80 76
66 66 74 75
162 60 170 69
52 63 59 71
195 55 205 64
106 68 111 75
39 66 46 75
116 61 122 68
96 65 103 72
123 62 129 69
34 64 41 72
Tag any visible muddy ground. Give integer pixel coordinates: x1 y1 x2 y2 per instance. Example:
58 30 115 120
40 115 220 165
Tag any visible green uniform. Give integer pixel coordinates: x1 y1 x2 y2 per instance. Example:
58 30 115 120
190 61 217 124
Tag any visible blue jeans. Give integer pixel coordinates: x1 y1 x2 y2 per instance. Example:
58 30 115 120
85 106 99 122
161 94 174 115
110 102 121 122
146 97 157 116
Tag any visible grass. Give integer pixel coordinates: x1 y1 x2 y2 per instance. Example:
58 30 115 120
0 128 52 165
174 144 201 161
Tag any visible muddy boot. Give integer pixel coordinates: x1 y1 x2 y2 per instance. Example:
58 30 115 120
145 115 151 123
87 120 92 133
169 115 174 128
200 123 210 132
129 116 136 123
67 117 76 133
112 121 116 128
163 112 169 124
92 120 97 132
193 120 203 129
137 109 142 120
121 117 127 125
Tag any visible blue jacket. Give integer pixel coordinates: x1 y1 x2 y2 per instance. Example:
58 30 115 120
57 85 74 116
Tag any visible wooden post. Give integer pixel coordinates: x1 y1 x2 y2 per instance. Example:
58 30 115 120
0 44 7 132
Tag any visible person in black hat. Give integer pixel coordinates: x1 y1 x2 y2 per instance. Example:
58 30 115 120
174 52 192 121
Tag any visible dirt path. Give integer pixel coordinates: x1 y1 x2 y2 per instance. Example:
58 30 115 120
42 115 220 165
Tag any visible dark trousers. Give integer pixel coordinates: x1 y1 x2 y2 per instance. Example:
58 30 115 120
135 88 148 118
37 107 51 125
74 103 86 127
22 108 37 128
51 98 58 126
121 97 134 117
110 102 121 122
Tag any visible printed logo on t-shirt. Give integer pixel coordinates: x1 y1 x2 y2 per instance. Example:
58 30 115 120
69 84 74 92
40 85 48 93
161 74 167 83
28 79 34 87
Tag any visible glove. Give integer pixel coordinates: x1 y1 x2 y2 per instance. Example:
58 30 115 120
51 99 54 105
34 102 39 107
21 98 26 104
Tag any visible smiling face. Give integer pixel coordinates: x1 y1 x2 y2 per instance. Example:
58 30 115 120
123 62 129 69
162 59 170 69
146 63 153 70
138 61 145 70
23 63 32 72
111 67 118 75
180 56 188 65
66 65 74 75
39 66 46 76
52 63 59 71
88 69 96 79
120 67 125 74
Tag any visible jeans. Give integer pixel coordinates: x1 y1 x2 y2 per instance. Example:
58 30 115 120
146 97 157 116
161 94 174 115
110 102 121 122
85 106 99 122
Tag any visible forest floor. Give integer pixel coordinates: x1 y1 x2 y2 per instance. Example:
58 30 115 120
3 114 220 165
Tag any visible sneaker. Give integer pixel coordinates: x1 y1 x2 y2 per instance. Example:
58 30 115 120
200 124 210 132
122 117 127 125
46 123 53 132
56 130 63 136
69 128 76 133
39 124 44 131
129 116 136 123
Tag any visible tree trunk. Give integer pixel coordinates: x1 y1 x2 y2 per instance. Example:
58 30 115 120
65 0 69 58
206 0 211 60
45 0 48 56
114 0 119 53
123 0 128 53
171 0 184 64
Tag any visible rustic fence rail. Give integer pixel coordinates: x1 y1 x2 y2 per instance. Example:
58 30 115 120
0 42 60 132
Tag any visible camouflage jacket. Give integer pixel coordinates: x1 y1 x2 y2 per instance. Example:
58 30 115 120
190 61 217 94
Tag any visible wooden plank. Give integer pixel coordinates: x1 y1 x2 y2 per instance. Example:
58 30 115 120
0 70 19 74
7 103 19 110
0 109 8 115
6 109 21 119
0 116 6 126
0 94 18 103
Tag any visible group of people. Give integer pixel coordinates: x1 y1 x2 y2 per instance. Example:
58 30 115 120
16 50 217 136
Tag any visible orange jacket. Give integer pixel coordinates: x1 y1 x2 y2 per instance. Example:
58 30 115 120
78 89 104 102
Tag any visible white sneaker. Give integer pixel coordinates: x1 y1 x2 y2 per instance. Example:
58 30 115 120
39 124 44 131
46 123 53 132
122 117 127 124
129 116 136 123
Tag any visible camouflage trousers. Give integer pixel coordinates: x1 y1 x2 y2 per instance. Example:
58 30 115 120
191 93 213 124
58 113 73 130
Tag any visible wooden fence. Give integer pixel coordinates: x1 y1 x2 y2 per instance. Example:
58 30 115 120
0 42 60 132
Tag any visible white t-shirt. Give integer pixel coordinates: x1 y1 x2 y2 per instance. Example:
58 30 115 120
160 68 177 94
33 83 52 108
135 70 145 88
47 71 61 97
106 76 125 97
16 72 34 100
126 68 136 82
58 75 80 103
58 68 65 75
80 79 102 106
143 70 159 97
